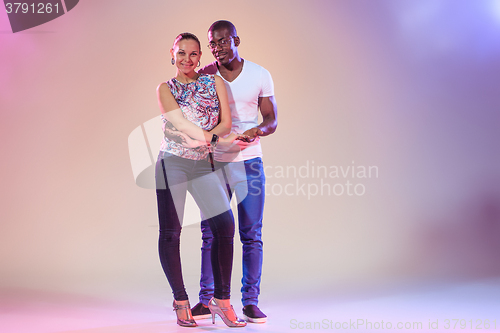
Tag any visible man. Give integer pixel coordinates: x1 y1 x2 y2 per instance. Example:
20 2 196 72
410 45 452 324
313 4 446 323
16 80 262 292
191 20 278 323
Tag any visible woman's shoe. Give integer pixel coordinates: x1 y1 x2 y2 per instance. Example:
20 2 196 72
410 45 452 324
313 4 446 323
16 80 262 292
207 297 246 327
173 300 197 327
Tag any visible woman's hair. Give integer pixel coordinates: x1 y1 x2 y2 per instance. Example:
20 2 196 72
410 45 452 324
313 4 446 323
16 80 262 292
172 32 201 50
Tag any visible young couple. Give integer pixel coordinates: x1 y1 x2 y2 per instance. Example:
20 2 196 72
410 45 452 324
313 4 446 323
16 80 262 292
155 20 278 327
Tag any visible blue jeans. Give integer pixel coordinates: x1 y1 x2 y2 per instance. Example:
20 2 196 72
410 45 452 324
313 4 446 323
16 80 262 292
155 151 235 301
199 157 265 306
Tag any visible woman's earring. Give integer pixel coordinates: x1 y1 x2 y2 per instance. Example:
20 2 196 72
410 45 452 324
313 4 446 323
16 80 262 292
197 61 201 68
171 58 175 65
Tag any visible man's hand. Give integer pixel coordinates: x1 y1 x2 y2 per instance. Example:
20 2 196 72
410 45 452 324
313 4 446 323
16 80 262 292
240 127 263 142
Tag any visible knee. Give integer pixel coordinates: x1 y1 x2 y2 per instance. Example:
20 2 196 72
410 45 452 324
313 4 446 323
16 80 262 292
202 234 213 248
213 225 235 239
239 228 262 244
159 229 181 243
209 213 235 238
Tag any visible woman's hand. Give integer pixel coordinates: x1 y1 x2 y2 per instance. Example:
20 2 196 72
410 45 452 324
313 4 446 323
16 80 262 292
164 125 205 148
219 132 238 144
180 134 205 148
215 132 241 154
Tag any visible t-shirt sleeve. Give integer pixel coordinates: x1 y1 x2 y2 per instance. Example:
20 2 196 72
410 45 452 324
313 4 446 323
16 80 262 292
259 67 274 97
198 63 218 75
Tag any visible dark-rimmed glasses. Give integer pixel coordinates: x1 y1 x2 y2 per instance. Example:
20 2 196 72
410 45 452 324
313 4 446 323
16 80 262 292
207 36 236 49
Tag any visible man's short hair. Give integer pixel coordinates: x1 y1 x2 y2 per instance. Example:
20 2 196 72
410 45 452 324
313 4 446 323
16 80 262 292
208 20 237 36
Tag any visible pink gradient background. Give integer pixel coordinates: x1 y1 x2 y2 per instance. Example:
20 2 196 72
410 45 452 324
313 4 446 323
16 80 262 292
1 0 500 332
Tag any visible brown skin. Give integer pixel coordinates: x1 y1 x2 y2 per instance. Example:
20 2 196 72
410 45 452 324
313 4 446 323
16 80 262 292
208 27 278 142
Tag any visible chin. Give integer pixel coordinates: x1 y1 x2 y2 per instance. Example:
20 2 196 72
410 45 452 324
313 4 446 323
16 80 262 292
179 67 193 73
217 59 229 65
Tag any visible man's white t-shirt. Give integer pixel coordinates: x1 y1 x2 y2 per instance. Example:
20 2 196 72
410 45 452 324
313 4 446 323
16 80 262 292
199 59 274 162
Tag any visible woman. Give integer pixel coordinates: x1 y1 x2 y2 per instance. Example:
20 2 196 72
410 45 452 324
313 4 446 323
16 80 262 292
155 32 246 328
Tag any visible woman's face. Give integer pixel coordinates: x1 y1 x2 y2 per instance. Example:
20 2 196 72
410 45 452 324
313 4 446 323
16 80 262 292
170 39 201 76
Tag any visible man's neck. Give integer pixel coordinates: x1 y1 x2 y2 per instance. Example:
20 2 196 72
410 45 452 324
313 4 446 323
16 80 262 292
217 55 244 82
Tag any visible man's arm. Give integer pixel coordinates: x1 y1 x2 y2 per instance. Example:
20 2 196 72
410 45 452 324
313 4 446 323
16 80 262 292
197 62 218 75
257 95 278 136
242 95 278 140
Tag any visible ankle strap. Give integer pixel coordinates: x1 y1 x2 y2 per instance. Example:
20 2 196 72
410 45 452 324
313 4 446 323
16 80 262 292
173 302 190 310
218 304 234 312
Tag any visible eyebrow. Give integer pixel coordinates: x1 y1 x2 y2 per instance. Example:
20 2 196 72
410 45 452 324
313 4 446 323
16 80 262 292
209 37 226 43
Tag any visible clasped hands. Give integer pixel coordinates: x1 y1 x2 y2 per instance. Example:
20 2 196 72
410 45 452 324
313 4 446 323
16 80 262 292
163 123 261 149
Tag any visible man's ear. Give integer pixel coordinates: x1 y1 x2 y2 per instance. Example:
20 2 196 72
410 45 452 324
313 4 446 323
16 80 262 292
234 36 241 47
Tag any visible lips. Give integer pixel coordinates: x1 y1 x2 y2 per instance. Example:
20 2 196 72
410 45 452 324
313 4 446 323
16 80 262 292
216 52 227 60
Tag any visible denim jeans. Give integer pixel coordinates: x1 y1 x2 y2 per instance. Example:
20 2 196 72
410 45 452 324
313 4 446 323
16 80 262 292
199 157 265 306
155 151 235 301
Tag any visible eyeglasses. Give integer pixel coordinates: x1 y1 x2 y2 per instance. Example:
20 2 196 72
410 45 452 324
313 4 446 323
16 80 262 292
207 36 236 49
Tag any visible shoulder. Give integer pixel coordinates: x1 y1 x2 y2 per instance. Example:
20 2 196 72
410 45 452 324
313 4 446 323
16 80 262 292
157 81 173 94
243 59 273 81
198 62 218 75
157 80 177 100
244 59 270 73
213 74 224 85
198 73 218 87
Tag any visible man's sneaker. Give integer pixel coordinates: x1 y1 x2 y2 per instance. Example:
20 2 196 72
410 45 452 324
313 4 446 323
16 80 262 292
191 302 211 319
242 305 267 323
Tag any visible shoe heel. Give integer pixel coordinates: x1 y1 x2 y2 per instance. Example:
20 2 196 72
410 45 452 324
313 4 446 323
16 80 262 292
173 300 197 327
207 297 246 327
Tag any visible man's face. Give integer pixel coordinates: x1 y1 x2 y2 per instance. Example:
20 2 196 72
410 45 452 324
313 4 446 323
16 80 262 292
208 27 238 65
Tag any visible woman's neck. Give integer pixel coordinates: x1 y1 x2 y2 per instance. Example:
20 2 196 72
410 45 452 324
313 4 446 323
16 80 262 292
175 71 199 84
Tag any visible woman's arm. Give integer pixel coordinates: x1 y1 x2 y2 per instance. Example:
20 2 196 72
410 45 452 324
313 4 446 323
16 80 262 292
209 75 232 137
157 81 238 148
157 82 215 144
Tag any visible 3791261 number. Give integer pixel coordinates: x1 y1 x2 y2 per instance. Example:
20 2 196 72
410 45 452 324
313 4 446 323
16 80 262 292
5 3 60 14
443 319 496 329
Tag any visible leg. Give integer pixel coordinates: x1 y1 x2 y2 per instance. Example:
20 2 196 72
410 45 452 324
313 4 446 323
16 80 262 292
198 161 232 305
155 152 190 301
206 211 234 300
199 218 214 305
237 158 265 306
189 159 234 300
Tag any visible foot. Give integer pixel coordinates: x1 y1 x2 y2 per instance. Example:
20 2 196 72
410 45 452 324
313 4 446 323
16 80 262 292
173 300 197 327
213 298 238 322
208 297 246 327
191 302 211 320
243 304 267 323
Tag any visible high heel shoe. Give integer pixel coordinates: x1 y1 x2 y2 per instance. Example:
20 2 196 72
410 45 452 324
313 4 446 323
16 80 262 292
207 297 246 327
173 300 197 327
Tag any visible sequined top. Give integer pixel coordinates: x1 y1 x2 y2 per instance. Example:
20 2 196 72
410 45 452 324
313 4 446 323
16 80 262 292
160 74 220 160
